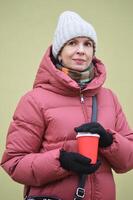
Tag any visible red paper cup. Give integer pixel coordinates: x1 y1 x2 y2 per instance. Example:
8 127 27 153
76 133 100 164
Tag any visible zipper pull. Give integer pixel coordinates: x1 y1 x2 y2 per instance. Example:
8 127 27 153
80 93 84 103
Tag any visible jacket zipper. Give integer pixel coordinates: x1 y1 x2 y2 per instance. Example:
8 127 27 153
80 92 88 123
80 91 93 200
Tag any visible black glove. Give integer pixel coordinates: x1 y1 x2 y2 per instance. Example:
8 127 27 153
59 149 101 174
75 122 113 148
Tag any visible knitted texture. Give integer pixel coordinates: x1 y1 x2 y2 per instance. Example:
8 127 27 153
59 149 101 174
52 11 97 58
75 122 113 148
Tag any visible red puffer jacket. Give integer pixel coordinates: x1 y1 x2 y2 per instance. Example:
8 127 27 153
1 47 133 200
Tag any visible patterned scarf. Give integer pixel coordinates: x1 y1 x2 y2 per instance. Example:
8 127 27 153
56 62 95 88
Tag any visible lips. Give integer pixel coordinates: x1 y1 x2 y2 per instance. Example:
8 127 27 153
73 59 86 64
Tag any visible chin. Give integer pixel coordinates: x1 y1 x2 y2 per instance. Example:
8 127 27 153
74 66 88 72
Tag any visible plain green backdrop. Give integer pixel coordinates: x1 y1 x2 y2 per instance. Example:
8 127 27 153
0 0 133 199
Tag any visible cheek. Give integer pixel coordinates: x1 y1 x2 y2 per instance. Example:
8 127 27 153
59 54 70 66
61 52 72 62
86 54 93 65
86 51 93 59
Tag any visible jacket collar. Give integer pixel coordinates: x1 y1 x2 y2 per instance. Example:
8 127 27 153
33 46 106 97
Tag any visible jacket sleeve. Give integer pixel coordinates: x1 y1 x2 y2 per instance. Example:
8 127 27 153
100 90 133 173
1 92 70 186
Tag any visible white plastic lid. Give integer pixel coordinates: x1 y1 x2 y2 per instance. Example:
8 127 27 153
76 132 100 138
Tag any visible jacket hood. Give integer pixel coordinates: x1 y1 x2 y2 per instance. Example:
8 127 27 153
33 47 106 96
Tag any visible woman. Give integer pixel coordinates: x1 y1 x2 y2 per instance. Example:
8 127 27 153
1 11 133 200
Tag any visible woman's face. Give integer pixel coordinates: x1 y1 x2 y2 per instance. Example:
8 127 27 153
58 37 94 72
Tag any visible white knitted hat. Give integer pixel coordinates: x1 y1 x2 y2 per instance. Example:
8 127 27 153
52 11 97 58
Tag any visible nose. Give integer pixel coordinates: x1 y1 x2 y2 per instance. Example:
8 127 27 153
76 44 85 55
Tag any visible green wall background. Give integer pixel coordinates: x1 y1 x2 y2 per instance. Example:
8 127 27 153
0 0 133 199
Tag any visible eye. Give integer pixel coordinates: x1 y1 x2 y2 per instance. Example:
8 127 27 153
67 40 76 46
85 41 93 47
